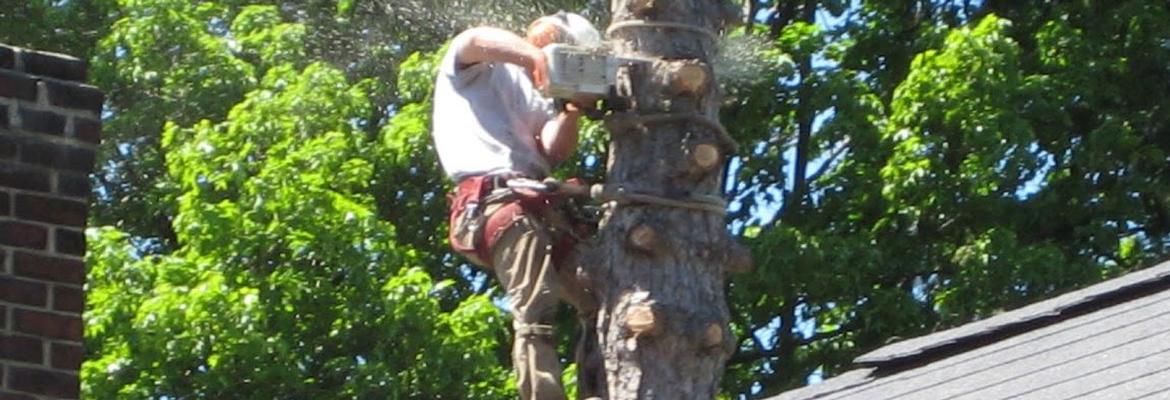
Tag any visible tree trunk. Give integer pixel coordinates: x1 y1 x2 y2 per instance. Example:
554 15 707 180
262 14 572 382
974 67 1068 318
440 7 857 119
587 1 739 398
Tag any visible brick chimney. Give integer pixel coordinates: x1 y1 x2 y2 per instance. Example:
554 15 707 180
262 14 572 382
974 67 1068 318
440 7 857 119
1 44 101 400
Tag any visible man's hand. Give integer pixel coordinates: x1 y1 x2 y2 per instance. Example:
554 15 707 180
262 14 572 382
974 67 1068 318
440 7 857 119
529 48 550 91
563 100 583 116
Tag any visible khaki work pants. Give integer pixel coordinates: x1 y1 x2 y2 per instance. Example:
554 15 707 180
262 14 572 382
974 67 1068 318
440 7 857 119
488 203 601 400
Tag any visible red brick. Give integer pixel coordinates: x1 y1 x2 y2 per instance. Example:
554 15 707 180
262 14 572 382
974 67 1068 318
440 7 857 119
13 309 82 341
45 81 103 114
0 335 44 364
50 343 82 370
17 108 65 136
0 221 48 250
13 252 85 285
55 173 90 199
0 276 47 307
20 50 87 82
14 193 86 227
72 118 101 144
0 135 14 159
13 138 94 173
52 286 83 313
0 71 37 102
62 146 95 173
0 391 38 400
0 162 51 192
54 228 86 256
15 137 61 168
6 366 79 398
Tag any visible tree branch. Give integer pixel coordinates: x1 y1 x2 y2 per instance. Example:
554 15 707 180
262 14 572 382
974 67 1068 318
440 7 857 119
804 138 851 185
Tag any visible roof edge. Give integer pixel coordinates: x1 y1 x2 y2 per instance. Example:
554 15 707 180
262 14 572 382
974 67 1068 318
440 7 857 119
853 261 1170 372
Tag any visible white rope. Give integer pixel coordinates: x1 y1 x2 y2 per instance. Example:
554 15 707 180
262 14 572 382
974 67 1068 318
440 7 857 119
514 323 555 337
591 184 727 215
507 178 726 215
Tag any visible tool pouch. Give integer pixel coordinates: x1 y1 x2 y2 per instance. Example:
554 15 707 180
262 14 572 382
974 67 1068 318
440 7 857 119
447 176 491 268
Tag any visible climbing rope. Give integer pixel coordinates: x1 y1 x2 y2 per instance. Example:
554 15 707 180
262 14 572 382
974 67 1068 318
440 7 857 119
606 20 720 44
591 184 727 215
513 323 555 337
508 178 727 215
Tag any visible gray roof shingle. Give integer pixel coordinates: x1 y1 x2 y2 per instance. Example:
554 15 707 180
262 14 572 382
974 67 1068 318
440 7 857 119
768 261 1170 400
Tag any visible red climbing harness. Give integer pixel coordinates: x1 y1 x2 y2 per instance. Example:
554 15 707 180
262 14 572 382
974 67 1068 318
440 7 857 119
446 175 587 269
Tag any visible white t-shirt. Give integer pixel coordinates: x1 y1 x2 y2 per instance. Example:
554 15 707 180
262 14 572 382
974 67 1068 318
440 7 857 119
431 28 556 182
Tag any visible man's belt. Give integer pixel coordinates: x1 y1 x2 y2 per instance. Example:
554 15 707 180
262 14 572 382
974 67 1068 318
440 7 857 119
486 173 525 190
453 173 539 208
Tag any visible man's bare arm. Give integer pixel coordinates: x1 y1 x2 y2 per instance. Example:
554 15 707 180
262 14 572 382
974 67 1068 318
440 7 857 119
539 105 582 166
456 27 548 89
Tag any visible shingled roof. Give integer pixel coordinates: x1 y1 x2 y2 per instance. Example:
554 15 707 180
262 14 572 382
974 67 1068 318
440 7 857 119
769 260 1170 400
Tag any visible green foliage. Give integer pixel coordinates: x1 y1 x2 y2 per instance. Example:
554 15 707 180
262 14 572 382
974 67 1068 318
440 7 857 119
75 1 514 398
0 0 117 58
370 48 463 289
88 53 514 400
86 229 512 398
89 0 259 250
231 6 309 72
86 59 515 400
724 1 1170 396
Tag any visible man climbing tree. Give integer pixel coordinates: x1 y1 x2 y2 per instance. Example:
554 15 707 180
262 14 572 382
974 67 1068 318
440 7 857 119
435 2 740 398
432 12 606 400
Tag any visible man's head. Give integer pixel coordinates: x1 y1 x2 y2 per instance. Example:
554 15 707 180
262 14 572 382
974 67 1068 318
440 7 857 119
526 12 602 49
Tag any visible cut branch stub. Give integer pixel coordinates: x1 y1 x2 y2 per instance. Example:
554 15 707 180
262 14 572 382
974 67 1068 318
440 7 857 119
626 304 661 337
627 224 661 253
702 323 723 348
629 0 656 16
691 143 720 171
667 62 709 95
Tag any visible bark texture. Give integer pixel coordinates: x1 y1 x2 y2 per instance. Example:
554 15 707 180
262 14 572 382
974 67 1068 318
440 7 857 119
586 1 739 398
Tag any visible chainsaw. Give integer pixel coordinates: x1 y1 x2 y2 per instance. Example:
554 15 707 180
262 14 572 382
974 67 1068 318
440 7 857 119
541 44 638 120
